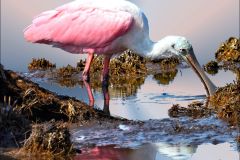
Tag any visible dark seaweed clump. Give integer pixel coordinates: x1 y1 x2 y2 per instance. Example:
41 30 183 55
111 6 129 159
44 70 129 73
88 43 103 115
203 60 219 75
215 37 240 63
28 58 56 71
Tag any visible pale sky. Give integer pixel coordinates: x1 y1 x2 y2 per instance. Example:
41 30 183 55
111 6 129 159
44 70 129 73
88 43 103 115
1 0 239 71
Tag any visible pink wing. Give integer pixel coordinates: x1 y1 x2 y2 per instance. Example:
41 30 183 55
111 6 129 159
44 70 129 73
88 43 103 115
24 5 133 53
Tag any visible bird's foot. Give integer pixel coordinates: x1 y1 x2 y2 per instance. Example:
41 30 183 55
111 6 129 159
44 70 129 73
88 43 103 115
82 71 90 82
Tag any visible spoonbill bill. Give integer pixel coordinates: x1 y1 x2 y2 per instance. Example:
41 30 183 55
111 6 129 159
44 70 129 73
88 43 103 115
24 0 216 96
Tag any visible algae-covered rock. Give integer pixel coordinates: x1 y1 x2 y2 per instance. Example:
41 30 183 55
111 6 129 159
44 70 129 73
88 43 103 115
203 60 219 75
215 37 240 63
28 58 56 71
210 82 240 126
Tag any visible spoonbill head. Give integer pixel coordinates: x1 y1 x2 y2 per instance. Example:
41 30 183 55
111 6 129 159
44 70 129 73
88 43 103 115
24 0 216 96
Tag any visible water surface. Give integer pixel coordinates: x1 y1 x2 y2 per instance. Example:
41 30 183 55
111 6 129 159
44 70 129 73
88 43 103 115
25 66 239 160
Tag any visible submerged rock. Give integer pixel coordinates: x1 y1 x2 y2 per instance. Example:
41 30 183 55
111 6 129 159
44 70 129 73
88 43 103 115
28 58 56 71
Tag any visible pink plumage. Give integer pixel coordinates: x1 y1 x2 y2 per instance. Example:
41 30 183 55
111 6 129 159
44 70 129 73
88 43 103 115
24 5 133 54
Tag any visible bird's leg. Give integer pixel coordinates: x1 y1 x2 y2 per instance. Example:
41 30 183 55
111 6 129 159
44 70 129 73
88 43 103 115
101 55 111 85
102 82 110 115
82 52 94 81
83 80 94 107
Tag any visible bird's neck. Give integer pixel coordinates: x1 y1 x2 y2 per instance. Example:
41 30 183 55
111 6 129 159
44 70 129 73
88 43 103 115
134 38 173 59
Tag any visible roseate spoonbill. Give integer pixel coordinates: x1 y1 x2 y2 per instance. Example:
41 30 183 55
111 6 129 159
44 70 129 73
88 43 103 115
24 0 216 96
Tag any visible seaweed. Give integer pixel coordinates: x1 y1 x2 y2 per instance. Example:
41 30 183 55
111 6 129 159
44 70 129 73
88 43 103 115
21 122 73 158
215 37 240 63
28 58 56 71
210 82 240 126
203 60 219 75
168 101 213 119
57 65 79 78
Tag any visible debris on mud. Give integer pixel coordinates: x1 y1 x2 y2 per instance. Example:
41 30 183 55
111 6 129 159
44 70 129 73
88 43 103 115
203 60 219 75
153 69 178 85
210 82 240 126
168 101 213 118
215 37 240 63
21 122 73 157
28 58 56 71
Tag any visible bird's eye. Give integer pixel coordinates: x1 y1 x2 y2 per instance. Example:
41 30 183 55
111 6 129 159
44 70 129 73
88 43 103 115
180 48 186 52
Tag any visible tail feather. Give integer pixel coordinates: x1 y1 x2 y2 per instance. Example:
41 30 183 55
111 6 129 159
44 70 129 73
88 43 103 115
24 10 61 43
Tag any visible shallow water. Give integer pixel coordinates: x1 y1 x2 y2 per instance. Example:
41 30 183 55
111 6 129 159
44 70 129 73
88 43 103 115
24 67 239 160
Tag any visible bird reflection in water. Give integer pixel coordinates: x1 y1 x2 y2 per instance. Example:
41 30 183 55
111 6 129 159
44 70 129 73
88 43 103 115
83 79 110 115
74 143 197 160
